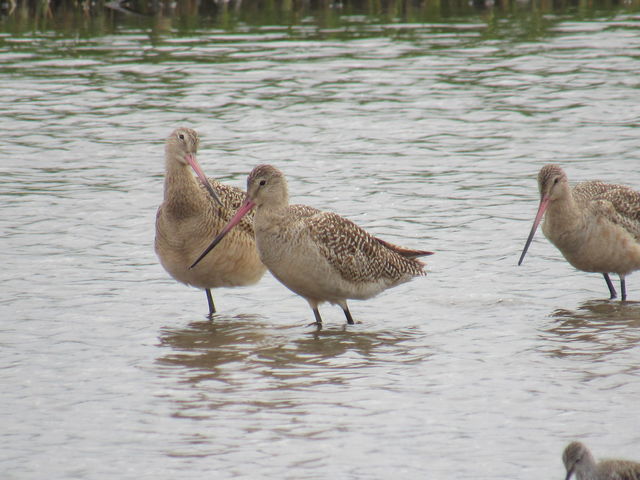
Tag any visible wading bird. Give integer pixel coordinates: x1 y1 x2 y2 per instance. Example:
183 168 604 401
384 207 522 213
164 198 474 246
563 441 640 480
155 128 265 316
191 164 432 327
518 164 640 301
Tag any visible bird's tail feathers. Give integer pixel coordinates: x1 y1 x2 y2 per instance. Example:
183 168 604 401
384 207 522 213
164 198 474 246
375 238 434 259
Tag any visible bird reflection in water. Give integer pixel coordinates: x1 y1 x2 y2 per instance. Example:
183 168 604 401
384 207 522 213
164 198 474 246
540 300 640 361
156 315 426 385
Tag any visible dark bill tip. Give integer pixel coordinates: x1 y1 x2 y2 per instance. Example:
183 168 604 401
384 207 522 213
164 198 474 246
518 196 549 266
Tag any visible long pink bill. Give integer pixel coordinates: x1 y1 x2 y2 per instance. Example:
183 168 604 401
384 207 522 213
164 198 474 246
186 153 223 207
190 198 256 269
518 195 550 266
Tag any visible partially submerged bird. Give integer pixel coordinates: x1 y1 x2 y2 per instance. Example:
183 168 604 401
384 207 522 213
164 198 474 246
563 441 640 480
191 164 432 327
518 164 640 301
155 128 266 316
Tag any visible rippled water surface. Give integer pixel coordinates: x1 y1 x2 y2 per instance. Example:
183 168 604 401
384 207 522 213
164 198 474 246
2 7 640 479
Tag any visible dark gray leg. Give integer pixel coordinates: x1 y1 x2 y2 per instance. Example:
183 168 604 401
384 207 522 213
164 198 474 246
312 308 323 328
205 288 216 317
342 305 355 325
603 273 617 299
620 275 627 301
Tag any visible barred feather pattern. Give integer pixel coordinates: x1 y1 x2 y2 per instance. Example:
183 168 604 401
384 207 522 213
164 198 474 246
247 164 429 293
199 180 256 236
574 180 640 241
306 211 427 284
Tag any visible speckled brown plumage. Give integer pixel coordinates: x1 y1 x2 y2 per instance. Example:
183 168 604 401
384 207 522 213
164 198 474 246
520 164 640 300
307 211 426 284
155 127 265 315
563 441 640 480
573 181 640 241
192 163 432 326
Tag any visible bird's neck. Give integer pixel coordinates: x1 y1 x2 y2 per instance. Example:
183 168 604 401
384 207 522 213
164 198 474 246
575 455 599 480
163 157 205 215
254 199 290 233
545 189 584 231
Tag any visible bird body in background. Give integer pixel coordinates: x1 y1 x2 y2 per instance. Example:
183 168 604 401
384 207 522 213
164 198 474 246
191 164 432 327
518 164 640 301
563 441 640 480
155 128 265 316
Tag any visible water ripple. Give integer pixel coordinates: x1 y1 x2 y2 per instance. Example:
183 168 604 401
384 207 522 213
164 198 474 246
2 13 640 480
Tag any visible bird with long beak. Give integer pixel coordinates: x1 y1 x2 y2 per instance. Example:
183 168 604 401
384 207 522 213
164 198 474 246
155 128 266 316
518 164 640 301
563 441 640 480
191 164 433 327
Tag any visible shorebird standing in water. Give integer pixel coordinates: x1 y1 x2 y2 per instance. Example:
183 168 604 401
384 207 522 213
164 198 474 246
191 164 432 327
155 128 266 316
563 441 640 480
518 164 640 301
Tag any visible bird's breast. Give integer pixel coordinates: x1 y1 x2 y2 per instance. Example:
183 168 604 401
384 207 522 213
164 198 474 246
544 211 640 274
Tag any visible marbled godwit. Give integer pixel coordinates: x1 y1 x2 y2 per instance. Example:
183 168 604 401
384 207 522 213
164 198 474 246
563 441 640 480
518 164 640 301
190 164 433 326
155 128 266 316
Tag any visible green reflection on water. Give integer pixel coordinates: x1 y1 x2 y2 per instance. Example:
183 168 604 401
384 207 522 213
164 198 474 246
1 0 638 40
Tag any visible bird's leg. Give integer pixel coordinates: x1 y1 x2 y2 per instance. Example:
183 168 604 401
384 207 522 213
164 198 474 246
309 307 323 329
620 275 627 301
342 305 355 325
603 273 617 300
205 288 216 318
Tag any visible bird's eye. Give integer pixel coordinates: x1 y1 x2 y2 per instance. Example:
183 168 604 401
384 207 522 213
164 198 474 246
178 134 185 140
259 180 266 186
553 177 559 184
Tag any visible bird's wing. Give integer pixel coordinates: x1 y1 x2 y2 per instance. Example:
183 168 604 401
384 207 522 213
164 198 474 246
576 181 640 241
304 211 425 283
598 460 640 480
202 180 256 235
289 204 323 218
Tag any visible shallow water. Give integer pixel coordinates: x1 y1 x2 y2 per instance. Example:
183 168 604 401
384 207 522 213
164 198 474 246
2 5 640 479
